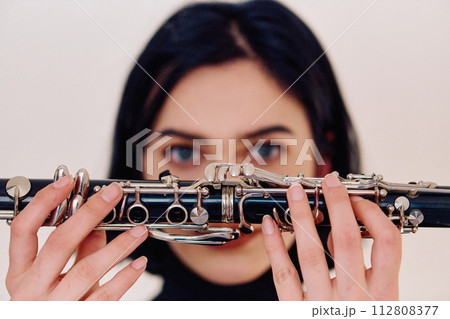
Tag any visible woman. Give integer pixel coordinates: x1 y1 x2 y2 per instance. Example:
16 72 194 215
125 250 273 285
6 0 401 300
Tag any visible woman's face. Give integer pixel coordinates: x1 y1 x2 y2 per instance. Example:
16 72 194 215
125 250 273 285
145 59 323 285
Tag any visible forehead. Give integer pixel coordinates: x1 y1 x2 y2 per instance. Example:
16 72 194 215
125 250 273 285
153 59 310 138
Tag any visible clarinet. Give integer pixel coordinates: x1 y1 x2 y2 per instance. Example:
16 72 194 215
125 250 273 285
1 163 449 246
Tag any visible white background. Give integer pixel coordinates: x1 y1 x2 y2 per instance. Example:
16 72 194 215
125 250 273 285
0 0 449 300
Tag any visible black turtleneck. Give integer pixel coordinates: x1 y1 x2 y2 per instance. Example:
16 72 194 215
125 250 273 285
153 246 279 301
108 227 332 300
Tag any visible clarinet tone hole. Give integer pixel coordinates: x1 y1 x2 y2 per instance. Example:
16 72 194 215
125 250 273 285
127 204 149 225
165 204 188 225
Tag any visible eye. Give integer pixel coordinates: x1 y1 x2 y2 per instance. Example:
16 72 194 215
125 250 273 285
170 145 193 164
256 143 279 161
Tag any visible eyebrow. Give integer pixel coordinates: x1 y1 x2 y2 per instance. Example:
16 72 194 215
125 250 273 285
159 129 203 140
159 125 292 140
244 125 292 139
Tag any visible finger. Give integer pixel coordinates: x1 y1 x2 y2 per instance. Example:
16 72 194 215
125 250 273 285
30 182 122 287
70 230 107 295
322 174 366 294
350 196 402 300
74 230 107 263
262 215 303 300
49 224 148 300
287 184 332 299
85 256 148 301
7 176 74 286
327 232 334 259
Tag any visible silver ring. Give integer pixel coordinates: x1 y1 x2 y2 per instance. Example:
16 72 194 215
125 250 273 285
165 204 188 225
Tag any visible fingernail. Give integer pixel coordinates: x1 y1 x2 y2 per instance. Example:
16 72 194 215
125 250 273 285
350 196 364 202
324 174 341 187
289 184 304 201
129 225 147 238
131 256 147 270
262 215 275 235
53 175 72 188
101 182 122 203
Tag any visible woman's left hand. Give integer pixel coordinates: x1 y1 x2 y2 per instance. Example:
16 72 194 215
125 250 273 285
262 174 402 301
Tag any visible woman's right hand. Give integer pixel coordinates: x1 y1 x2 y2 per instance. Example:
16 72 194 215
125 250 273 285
261 174 402 301
6 175 148 300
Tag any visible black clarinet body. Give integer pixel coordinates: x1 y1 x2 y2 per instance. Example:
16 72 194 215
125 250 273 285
1 163 450 245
